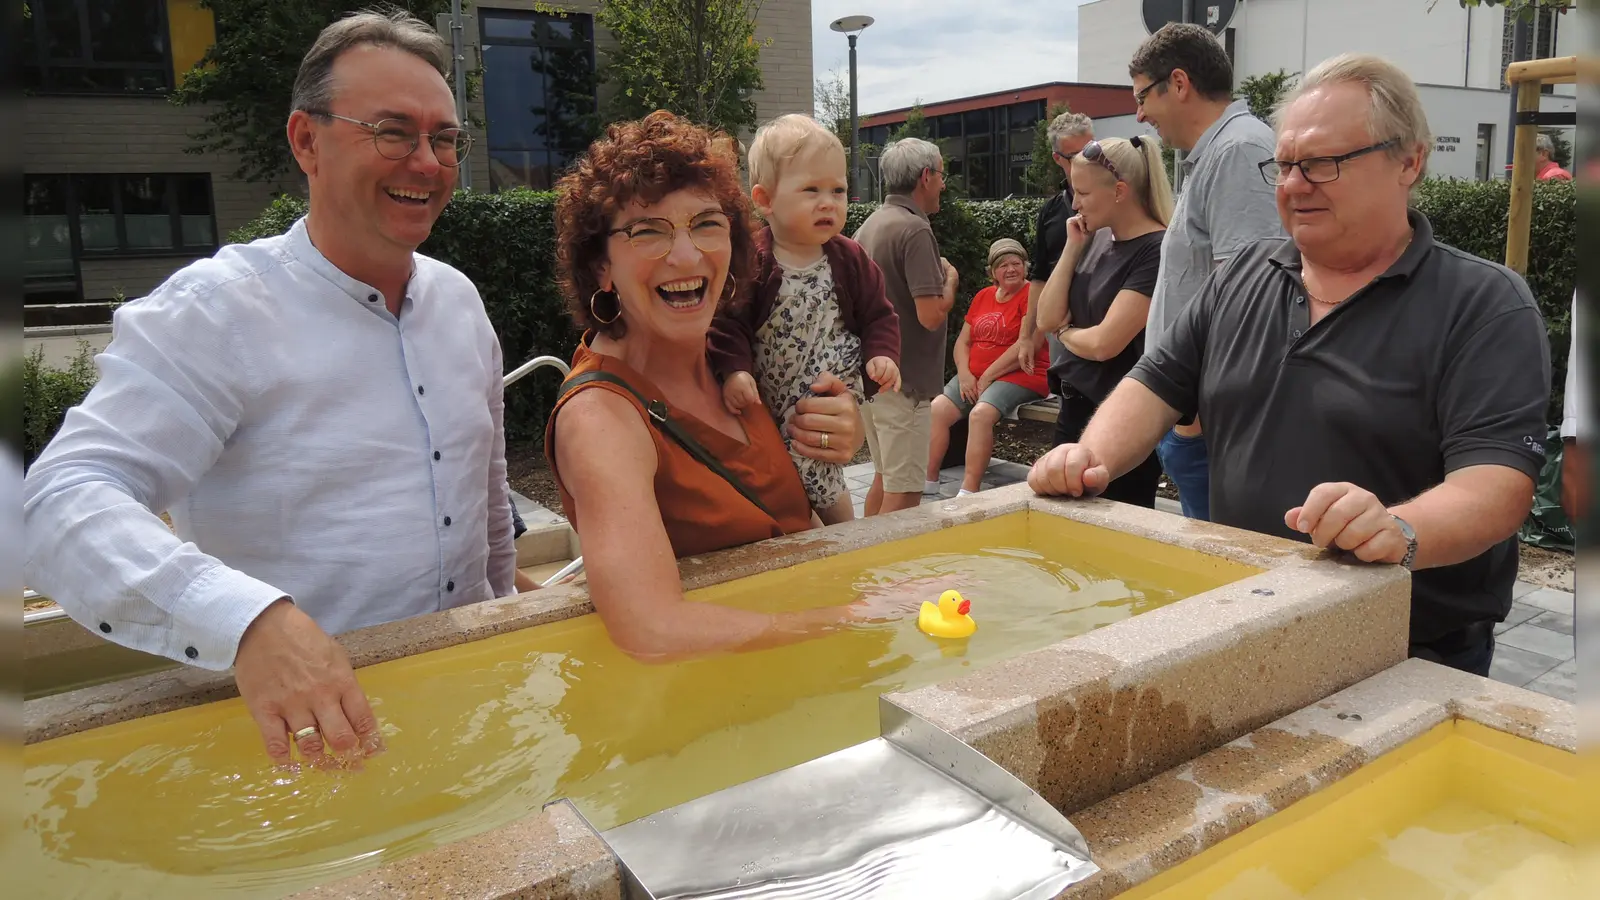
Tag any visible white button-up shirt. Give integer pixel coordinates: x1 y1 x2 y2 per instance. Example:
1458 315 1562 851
23 217 517 669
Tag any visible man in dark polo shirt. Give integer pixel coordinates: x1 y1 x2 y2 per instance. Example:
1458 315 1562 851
1027 53 1550 676
1015 111 1102 391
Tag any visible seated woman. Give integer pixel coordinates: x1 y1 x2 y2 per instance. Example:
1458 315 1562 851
545 111 905 662
1034 136 1171 507
924 239 1052 496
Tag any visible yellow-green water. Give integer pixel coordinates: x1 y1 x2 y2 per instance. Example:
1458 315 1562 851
1122 720 1593 900
20 512 1254 897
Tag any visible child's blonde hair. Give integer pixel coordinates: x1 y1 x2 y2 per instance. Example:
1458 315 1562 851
748 113 846 189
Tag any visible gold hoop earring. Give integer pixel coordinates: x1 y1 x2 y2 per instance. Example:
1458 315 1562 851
590 288 620 325
721 278 736 304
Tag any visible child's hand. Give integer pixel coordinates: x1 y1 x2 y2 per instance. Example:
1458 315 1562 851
866 356 901 393
722 371 762 415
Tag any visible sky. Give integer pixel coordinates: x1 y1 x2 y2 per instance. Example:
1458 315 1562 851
808 0 1096 116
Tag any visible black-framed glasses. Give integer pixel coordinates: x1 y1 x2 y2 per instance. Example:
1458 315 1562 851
1051 148 1077 163
1135 75 1169 107
607 210 733 259
310 111 474 167
1258 139 1399 186
1079 140 1122 181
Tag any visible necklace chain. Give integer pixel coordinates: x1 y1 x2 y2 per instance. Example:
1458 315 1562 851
1304 230 1415 307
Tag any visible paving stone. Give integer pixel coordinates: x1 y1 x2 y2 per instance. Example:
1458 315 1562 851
1524 659 1575 703
1494 602 1544 635
842 462 876 479
1487 643 1563 688
1519 587 1574 616
1511 580 1540 601
1496 622 1575 661
986 460 1032 483
1527 610 1574 637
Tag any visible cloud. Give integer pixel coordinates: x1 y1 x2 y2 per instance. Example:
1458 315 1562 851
810 0 1094 114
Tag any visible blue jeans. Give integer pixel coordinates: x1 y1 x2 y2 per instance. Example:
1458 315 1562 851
1157 429 1211 521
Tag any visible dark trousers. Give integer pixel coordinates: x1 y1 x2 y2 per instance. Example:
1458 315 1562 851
1410 622 1496 677
1054 390 1162 508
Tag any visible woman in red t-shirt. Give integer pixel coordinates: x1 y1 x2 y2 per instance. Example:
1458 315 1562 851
925 238 1052 496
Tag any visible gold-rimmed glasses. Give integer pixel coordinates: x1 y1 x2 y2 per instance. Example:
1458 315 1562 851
607 210 733 259
310 111 474 167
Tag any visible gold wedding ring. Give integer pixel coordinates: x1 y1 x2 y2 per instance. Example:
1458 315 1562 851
292 725 320 742
820 432 830 450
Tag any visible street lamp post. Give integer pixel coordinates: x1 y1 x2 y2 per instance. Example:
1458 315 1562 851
830 15 875 200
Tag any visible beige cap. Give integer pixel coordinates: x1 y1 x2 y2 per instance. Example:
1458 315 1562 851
987 237 1027 269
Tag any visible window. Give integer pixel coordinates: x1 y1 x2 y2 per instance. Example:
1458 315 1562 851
481 9 598 191
24 173 216 289
21 0 173 94
1501 7 1563 94
1475 123 1495 181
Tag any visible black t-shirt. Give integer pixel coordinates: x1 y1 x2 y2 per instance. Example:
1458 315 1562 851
1027 184 1075 285
1052 230 1164 403
1129 210 1551 644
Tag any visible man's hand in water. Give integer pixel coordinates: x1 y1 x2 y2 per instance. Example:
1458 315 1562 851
844 575 949 623
234 599 383 766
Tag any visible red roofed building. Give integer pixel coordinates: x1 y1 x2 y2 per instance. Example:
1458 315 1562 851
858 82 1138 198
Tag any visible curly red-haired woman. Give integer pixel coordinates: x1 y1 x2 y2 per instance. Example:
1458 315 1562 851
547 111 897 661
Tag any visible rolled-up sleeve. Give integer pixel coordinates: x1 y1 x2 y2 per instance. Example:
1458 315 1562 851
1438 295 1552 480
22 283 287 669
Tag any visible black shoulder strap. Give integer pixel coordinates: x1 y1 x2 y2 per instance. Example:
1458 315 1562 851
554 369 776 520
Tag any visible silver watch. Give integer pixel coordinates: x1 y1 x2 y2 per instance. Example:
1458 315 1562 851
1391 515 1417 570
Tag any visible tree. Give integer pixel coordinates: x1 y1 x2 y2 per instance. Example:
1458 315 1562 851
1235 69 1297 124
814 67 852 145
1022 102 1073 197
170 1 454 184
1431 0 1574 17
888 103 929 142
595 0 770 138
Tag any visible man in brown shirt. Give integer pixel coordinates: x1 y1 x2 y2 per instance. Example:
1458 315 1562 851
852 137 960 515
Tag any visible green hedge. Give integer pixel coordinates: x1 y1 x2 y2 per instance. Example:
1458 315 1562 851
21 342 99 467
23 179 1576 456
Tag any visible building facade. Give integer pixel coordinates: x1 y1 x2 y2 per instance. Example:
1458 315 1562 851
858 82 1138 199
21 0 814 324
1075 0 1577 182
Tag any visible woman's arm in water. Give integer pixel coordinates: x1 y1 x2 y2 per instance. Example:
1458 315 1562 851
554 388 860 662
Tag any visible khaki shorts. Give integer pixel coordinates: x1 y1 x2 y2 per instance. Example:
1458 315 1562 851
861 390 932 494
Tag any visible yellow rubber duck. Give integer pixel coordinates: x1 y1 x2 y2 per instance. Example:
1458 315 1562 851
919 589 976 639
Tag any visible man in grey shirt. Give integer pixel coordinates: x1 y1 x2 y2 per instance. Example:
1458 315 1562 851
1129 23 1282 520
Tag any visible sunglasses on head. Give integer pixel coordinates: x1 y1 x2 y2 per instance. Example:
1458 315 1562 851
1078 136 1143 182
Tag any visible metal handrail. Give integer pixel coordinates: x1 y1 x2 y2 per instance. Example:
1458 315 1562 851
502 354 585 588
504 354 570 388
26 355 581 627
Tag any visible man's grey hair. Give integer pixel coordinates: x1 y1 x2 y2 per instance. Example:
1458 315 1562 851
1536 132 1555 154
291 9 452 115
1046 111 1094 148
1275 52 1432 181
879 137 944 195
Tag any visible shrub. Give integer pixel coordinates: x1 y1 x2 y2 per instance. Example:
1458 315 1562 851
23 178 1564 461
22 342 99 468
1412 179 1575 424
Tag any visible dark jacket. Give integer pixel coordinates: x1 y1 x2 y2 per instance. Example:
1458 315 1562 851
708 226 902 398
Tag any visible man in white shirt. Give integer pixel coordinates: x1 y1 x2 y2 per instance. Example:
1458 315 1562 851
23 11 516 765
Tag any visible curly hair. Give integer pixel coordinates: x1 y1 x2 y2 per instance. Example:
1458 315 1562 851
554 110 758 338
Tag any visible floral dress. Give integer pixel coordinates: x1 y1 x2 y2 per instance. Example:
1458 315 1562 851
752 255 865 510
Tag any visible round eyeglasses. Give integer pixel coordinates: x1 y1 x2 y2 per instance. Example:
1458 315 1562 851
311 111 474 167
608 211 733 259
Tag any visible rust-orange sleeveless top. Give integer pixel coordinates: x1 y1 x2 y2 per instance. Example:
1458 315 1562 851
544 339 814 560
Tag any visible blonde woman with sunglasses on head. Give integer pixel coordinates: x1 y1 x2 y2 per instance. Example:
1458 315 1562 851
1033 135 1174 508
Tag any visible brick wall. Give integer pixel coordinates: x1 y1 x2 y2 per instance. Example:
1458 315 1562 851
24 94 289 301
